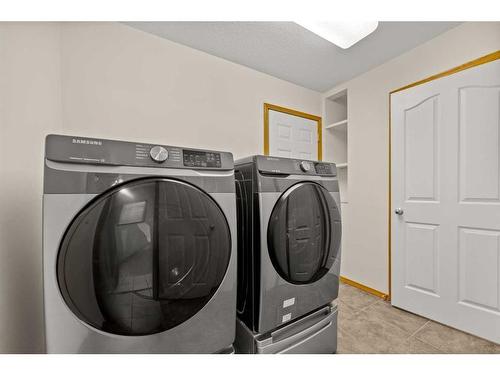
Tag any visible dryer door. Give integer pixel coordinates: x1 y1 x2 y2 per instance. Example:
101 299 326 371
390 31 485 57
57 178 231 336
267 182 341 284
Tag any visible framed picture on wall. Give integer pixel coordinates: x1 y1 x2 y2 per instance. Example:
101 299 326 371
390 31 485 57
263 103 322 160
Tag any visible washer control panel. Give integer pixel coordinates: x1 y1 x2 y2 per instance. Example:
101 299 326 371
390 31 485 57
45 134 233 170
183 150 221 168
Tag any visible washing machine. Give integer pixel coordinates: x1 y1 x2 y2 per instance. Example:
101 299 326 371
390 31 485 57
234 155 341 353
43 134 237 353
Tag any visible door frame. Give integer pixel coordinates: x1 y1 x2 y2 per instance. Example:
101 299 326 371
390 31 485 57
263 102 322 160
388 50 500 301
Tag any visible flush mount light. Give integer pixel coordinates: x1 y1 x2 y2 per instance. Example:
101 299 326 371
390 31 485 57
295 21 379 49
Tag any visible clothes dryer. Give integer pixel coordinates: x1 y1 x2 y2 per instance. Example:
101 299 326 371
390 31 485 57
234 155 341 353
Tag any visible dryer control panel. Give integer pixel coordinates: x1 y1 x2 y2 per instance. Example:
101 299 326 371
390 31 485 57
254 155 337 177
314 162 335 175
45 134 233 170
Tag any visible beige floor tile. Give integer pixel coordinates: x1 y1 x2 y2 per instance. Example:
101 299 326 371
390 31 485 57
414 320 500 354
403 337 443 354
339 309 411 353
338 299 357 315
336 282 499 354
362 301 428 336
338 283 380 311
336 327 365 354
337 301 357 333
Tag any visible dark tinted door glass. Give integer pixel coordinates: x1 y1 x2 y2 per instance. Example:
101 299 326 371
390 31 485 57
57 178 231 336
267 182 341 284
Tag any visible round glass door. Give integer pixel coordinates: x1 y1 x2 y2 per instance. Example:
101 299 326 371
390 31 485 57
57 178 231 336
267 182 341 284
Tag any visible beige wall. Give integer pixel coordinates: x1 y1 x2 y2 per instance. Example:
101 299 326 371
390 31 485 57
0 22 321 353
60 23 321 158
0 22 63 353
324 22 500 294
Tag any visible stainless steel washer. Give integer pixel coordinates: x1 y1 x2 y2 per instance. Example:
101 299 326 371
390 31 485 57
43 134 237 353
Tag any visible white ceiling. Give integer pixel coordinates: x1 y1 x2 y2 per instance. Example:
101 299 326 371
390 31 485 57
124 22 461 92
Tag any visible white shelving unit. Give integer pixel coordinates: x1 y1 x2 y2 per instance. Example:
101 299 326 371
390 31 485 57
324 89 348 204
325 119 348 130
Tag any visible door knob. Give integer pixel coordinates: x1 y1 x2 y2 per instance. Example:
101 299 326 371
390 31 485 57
394 208 404 215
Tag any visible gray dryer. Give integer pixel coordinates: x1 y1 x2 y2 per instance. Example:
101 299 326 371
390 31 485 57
234 155 342 353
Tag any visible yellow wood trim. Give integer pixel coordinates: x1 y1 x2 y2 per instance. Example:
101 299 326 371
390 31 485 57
388 94 392 301
264 104 270 156
390 50 500 94
318 117 323 161
340 276 389 301
388 50 500 301
263 103 322 160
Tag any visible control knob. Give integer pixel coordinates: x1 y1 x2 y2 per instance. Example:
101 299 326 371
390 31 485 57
150 146 169 163
300 161 312 172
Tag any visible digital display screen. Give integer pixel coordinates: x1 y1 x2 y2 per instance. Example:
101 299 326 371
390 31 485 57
183 150 221 168
314 163 334 175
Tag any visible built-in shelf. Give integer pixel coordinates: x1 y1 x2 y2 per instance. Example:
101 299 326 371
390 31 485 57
324 88 348 206
326 119 347 130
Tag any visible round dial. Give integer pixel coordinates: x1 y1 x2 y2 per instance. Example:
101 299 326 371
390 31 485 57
300 161 312 172
149 146 169 163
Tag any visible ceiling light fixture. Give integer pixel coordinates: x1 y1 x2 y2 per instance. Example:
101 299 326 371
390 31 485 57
295 21 379 49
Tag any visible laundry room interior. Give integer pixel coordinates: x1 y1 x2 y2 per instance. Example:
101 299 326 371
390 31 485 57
1 9 500 362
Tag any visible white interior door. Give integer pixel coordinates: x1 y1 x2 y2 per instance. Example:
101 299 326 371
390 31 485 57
268 109 318 160
391 59 500 344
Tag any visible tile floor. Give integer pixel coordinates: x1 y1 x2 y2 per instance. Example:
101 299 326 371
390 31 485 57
337 282 500 354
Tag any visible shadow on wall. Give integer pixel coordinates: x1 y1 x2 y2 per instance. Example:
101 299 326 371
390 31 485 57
0 185 45 353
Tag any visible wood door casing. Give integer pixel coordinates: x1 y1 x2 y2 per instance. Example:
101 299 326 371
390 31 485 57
263 103 322 161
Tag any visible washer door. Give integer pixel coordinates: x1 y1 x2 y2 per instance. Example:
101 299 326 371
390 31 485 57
57 178 231 336
267 182 341 284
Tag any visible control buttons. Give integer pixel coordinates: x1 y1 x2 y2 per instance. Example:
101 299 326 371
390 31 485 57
299 161 312 172
183 150 221 168
314 163 333 175
149 146 169 163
